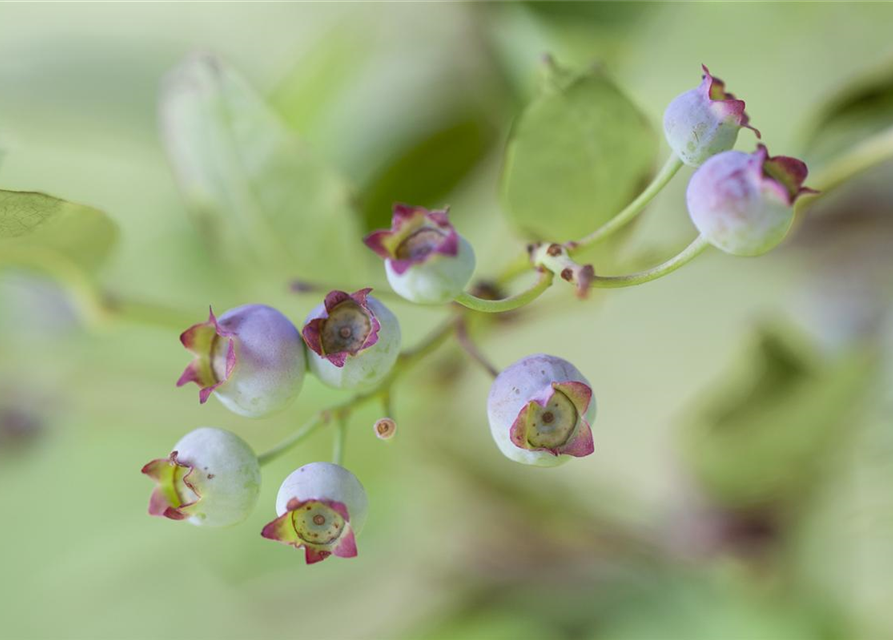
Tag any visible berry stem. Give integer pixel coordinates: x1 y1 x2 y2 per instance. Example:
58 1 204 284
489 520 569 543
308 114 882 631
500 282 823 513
454 269 553 313
806 126 893 199
256 318 456 466
381 392 394 421
332 415 348 466
455 318 500 378
569 155 684 255
491 155 683 286
589 234 710 288
257 414 326 466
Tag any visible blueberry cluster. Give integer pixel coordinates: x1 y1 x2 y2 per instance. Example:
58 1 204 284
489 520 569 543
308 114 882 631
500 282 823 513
142 64 814 566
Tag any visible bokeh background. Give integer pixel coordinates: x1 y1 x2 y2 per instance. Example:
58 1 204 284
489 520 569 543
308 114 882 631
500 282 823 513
2 3 893 639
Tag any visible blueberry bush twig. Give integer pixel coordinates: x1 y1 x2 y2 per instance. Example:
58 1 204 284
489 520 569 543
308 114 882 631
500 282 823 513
141 61 838 566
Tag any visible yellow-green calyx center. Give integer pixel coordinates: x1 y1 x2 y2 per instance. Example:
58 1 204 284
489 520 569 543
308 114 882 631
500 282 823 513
210 335 230 383
395 228 445 261
321 301 371 355
291 501 346 546
158 459 199 510
525 390 578 449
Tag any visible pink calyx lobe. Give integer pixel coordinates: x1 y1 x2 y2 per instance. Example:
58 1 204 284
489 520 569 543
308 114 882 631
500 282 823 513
261 498 358 564
700 64 760 138
752 144 818 205
509 381 594 457
176 307 237 404
363 203 460 275
302 288 381 368
141 451 201 520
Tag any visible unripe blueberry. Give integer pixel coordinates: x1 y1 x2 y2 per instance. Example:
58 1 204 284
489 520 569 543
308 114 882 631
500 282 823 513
141 427 261 527
261 462 368 564
487 354 595 467
686 145 816 256
177 304 305 418
664 65 760 167
302 288 401 390
364 203 475 304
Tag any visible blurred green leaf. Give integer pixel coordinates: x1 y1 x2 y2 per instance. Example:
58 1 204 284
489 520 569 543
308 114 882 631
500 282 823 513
360 116 497 231
160 53 362 280
803 60 893 163
682 324 876 508
501 59 657 241
0 190 117 272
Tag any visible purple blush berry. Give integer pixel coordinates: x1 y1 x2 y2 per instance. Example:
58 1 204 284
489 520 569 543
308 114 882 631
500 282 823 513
261 462 368 564
664 65 760 167
141 427 261 527
487 354 596 467
364 203 475 304
302 288 401 390
177 304 305 418
686 144 816 256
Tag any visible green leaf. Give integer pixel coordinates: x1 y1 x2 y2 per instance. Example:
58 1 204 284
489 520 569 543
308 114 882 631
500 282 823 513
160 54 362 280
501 60 657 241
0 190 117 272
803 60 893 162
681 323 875 508
360 116 497 232
0 189 118 325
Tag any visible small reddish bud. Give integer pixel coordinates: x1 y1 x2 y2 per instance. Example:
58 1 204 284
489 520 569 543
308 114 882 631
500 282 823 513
373 417 396 440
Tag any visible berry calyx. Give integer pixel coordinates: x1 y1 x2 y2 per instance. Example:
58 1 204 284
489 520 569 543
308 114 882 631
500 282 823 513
262 462 368 564
302 289 401 390
364 203 476 304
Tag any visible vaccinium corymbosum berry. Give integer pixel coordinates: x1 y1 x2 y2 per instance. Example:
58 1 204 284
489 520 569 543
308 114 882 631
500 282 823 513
487 354 595 467
686 145 816 256
261 462 368 564
141 427 261 527
177 305 305 418
302 289 401 390
364 203 475 304
664 65 760 167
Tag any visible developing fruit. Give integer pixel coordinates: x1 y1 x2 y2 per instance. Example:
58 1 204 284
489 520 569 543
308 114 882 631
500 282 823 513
364 203 475 304
177 305 305 418
664 65 759 167
686 144 816 256
261 462 368 564
142 427 261 527
487 354 595 467
302 289 401 390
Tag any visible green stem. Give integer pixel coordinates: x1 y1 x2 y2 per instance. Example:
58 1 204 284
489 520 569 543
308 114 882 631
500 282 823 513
257 318 456 466
589 235 710 289
257 414 325 466
454 269 553 313
332 416 347 465
806 126 893 200
570 155 684 255
493 155 684 286
454 318 500 378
